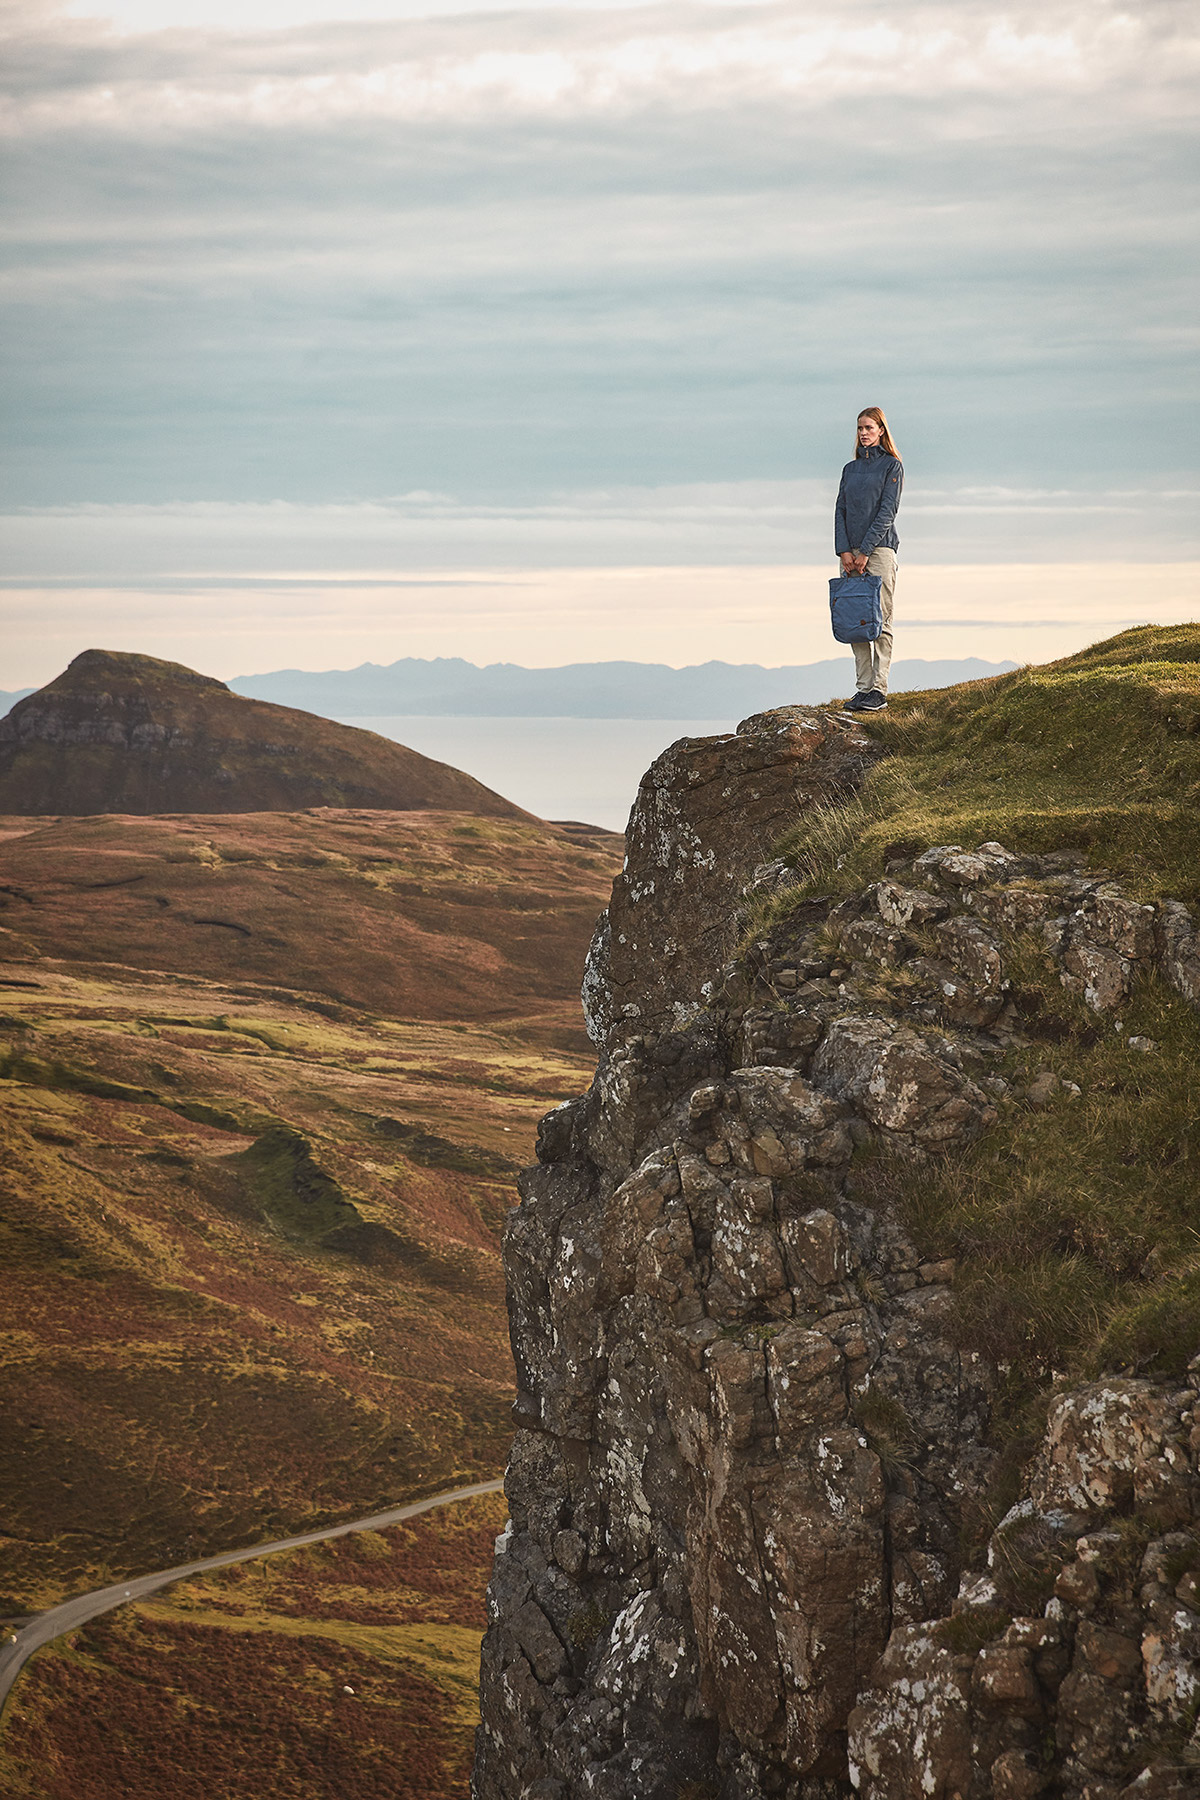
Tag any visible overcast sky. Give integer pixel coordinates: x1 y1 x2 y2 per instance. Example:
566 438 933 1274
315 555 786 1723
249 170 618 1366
2 0 1197 684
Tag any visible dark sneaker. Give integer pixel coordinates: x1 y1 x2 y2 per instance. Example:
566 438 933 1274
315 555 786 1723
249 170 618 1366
841 692 872 712
857 690 888 712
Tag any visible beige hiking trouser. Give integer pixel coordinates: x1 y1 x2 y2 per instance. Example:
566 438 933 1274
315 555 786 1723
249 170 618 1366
845 545 896 695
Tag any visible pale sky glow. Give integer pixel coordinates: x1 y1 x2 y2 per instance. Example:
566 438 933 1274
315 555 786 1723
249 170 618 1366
2 0 1197 689
6 564 1194 686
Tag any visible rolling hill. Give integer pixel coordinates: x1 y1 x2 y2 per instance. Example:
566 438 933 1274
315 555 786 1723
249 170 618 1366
0 650 528 817
0 800 622 1614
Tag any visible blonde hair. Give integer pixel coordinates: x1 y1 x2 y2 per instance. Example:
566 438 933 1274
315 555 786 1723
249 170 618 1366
856 407 900 459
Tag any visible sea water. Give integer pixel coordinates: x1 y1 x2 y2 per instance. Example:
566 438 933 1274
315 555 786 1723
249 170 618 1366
338 716 735 834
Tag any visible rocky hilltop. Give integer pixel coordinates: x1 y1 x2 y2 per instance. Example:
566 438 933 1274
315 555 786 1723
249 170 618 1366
476 638 1200 1800
0 649 527 816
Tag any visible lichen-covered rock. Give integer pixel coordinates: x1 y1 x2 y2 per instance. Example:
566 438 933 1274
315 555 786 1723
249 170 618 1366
1031 1382 1192 1522
848 1375 1200 1799
583 706 878 1044
847 1626 974 1798
914 841 1022 888
812 1015 996 1148
874 879 950 930
476 724 1200 1800
1159 900 1200 1007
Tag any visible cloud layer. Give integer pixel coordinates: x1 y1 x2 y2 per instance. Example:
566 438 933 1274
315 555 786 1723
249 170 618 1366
4 479 1198 577
1 0 1196 684
16 1 1200 128
2 0 1197 510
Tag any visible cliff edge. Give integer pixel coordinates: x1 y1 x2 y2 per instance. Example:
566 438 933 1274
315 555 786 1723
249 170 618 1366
476 630 1200 1800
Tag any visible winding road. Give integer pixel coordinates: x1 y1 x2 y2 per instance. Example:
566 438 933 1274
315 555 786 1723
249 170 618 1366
0 1476 505 1716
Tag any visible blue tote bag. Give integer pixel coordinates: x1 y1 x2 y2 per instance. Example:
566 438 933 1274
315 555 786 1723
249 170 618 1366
829 573 883 644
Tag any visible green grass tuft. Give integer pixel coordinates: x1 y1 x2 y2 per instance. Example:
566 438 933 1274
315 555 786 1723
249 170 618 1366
886 971 1200 1389
852 1385 918 1472
238 1126 365 1242
931 1608 1012 1656
1093 1267 1200 1380
761 625 1200 1418
766 626 1200 912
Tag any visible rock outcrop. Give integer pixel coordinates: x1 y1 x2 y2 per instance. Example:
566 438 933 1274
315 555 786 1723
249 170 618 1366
475 707 1200 1800
583 707 878 1044
0 649 529 817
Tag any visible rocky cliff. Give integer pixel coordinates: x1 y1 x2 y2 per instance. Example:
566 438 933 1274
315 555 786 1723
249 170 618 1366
0 649 528 817
475 701 1200 1800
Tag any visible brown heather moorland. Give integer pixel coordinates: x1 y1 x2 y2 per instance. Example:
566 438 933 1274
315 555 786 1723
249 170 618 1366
0 804 622 1613
0 1488 510 1800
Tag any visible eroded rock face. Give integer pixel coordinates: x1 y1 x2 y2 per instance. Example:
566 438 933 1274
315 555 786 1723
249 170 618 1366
476 720 1200 1800
583 707 878 1044
849 1377 1200 1800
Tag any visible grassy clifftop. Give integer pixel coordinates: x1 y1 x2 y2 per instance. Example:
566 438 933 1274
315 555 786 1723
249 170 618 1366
781 624 1200 904
753 624 1200 1499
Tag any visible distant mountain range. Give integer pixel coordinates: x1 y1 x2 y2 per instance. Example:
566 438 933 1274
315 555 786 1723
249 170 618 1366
2 655 1018 728
222 656 1017 719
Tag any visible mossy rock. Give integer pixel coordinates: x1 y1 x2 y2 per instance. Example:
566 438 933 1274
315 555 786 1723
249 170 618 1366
371 1116 517 1178
237 1126 363 1245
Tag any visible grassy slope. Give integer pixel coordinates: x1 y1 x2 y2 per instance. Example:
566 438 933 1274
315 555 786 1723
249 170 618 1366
793 623 1200 905
0 807 618 1022
762 625 1200 1472
0 1489 509 1800
0 810 621 1612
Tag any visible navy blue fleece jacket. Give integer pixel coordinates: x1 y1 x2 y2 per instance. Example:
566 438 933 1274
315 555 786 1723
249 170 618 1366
834 444 903 556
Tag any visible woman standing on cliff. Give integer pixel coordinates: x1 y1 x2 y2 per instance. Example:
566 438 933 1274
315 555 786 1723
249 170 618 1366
835 407 903 712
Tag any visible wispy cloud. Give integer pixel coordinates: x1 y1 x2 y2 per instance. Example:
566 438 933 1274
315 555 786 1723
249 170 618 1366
3 481 1196 574
9 2 1199 131
0 0 1196 680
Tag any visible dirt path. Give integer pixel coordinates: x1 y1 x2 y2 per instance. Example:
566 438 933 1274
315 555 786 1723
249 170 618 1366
0 1477 506 1716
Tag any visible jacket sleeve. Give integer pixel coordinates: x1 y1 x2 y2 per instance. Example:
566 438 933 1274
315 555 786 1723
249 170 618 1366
834 469 850 555
860 459 902 554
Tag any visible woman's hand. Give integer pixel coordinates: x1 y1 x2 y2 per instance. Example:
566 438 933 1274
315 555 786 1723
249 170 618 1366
840 551 858 573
